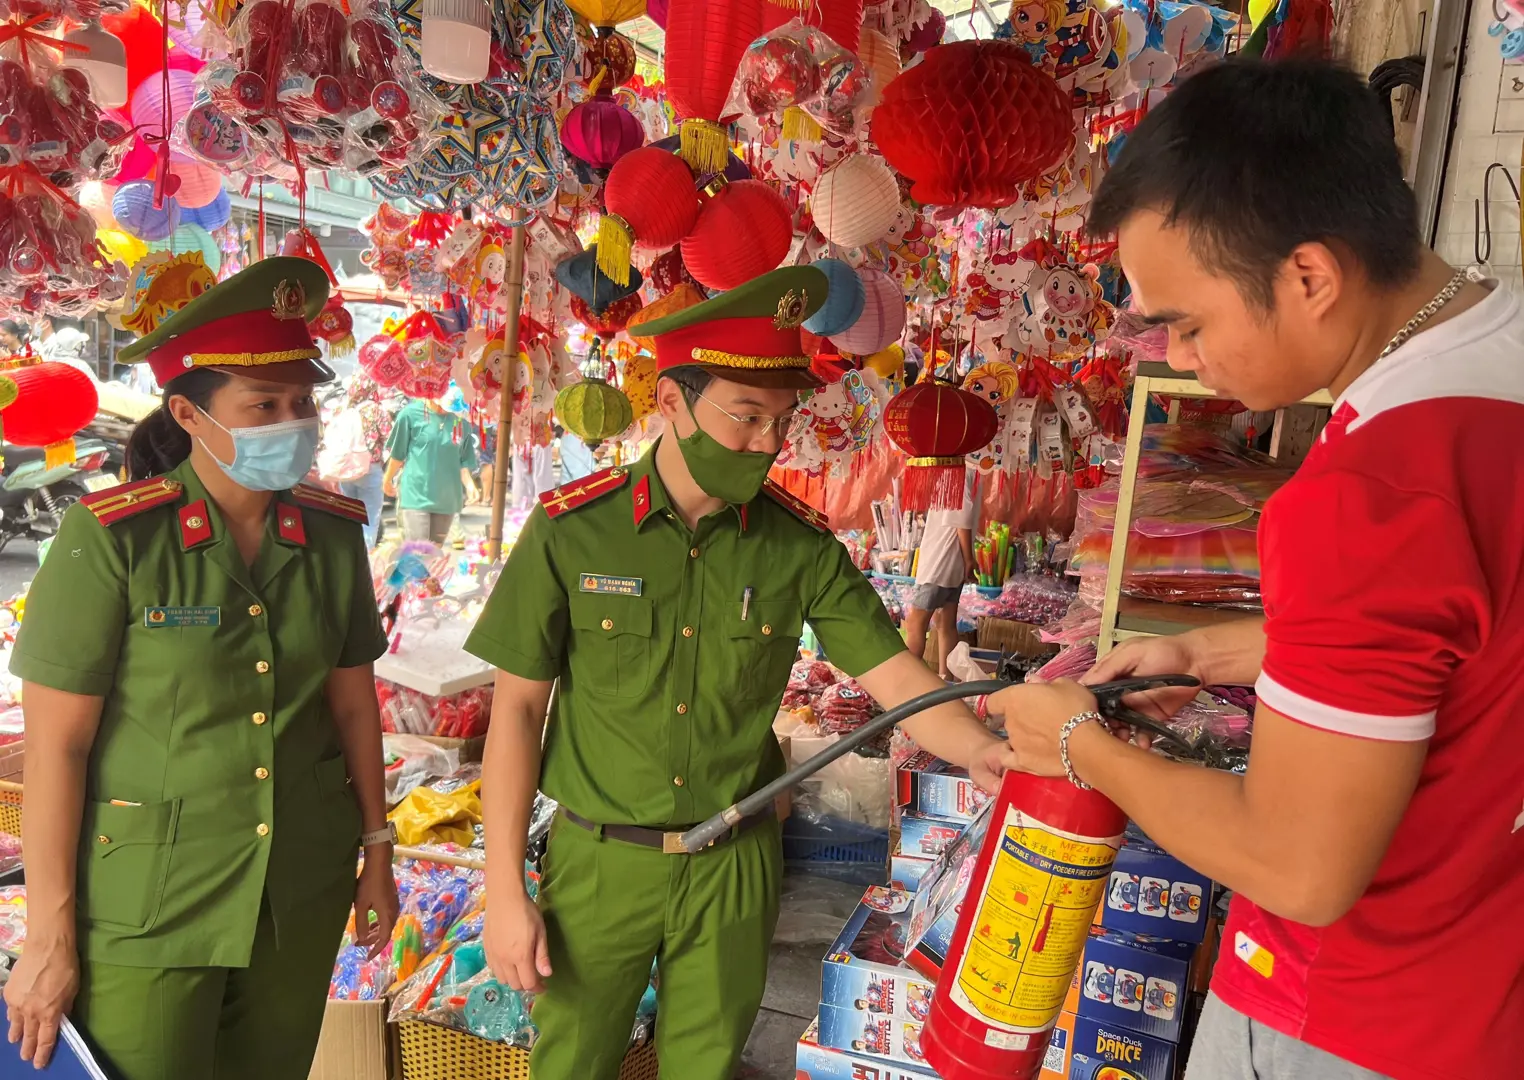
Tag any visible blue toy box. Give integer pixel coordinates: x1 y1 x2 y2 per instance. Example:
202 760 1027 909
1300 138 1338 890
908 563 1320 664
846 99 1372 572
895 750 991 822
889 808 970 893
816 1002 932 1070
820 887 938 1025
889 854 934 892
1066 1016 1179 1080
1066 927 1195 1043
1100 836 1214 945
795 1018 937 1080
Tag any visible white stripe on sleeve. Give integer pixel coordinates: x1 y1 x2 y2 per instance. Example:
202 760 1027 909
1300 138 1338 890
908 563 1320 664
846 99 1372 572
1254 673 1436 741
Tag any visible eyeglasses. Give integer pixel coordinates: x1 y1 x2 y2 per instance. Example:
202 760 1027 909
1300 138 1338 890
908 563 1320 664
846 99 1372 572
695 392 798 438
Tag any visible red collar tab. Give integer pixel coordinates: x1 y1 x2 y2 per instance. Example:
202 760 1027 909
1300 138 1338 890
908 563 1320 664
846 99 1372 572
276 506 307 546
632 473 653 527
539 466 631 519
178 499 214 549
739 502 749 533
762 478 829 532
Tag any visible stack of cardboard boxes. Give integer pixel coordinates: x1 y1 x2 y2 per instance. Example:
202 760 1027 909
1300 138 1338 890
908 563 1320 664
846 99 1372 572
889 750 992 892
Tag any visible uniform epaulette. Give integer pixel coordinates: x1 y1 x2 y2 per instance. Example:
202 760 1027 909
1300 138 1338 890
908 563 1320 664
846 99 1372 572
290 483 370 523
79 477 183 526
762 478 829 532
539 466 630 519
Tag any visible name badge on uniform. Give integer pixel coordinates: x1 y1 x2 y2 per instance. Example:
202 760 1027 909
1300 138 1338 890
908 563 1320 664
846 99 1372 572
144 606 221 628
578 574 643 596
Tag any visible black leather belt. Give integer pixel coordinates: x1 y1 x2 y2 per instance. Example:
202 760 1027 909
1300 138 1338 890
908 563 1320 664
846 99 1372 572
560 806 774 854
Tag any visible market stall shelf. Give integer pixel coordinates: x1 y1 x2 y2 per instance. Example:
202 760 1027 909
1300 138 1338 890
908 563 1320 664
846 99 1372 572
375 650 496 697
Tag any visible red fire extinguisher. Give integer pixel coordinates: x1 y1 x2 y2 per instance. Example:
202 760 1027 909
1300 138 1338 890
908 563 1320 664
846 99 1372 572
920 770 1127 1080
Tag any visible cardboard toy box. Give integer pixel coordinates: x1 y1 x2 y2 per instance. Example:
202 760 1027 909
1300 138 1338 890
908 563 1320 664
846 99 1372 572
1065 927 1195 1044
796 1018 937 1080
816 1003 932 1070
1038 1009 1078 1079
901 799 995 982
889 807 970 893
889 854 934 893
307 999 398 1080
1100 836 1214 945
895 750 991 822
1066 1016 1178 1080
820 887 937 1025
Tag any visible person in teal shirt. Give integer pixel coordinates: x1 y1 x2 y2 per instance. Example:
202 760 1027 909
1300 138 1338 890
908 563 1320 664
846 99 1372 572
383 394 479 544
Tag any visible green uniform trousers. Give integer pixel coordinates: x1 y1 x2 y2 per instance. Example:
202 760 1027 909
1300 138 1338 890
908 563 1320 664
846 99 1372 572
529 814 782 1080
72 885 351 1080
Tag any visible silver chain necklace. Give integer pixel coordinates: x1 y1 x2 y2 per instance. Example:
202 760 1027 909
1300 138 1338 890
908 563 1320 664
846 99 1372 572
1378 269 1470 360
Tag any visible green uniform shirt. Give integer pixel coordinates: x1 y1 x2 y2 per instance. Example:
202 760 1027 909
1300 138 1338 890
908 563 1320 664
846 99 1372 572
464 447 905 828
387 401 478 515
11 459 388 968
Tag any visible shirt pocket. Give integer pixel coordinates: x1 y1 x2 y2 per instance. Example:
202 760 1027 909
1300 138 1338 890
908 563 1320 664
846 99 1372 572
724 600 803 703
78 798 181 932
568 594 655 698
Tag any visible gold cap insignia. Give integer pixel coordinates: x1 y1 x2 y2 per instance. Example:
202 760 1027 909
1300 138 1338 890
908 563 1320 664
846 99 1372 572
774 288 807 330
271 280 307 321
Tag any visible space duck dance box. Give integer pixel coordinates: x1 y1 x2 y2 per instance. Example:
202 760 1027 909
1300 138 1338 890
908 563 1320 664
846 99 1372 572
1099 835 1213 945
796 1018 936 1080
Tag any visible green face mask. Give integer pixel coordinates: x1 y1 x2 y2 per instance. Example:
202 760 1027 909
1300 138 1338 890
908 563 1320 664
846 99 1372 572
675 398 779 505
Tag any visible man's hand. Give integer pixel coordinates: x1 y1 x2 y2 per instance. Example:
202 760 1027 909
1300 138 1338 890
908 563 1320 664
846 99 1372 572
988 679 1101 778
966 737 1019 794
4 930 79 1069
382 476 398 498
485 889 552 994
1082 635 1210 722
352 853 400 960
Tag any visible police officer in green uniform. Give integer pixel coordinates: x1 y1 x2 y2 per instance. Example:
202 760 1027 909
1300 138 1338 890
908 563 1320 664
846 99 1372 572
465 266 1016 1080
4 257 398 1079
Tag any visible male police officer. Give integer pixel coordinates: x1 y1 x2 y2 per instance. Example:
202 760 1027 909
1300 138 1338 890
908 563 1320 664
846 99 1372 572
465 266 1012 1078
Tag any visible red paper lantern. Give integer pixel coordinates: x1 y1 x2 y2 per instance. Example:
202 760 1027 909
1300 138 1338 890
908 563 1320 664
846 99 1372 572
561 92 644 173
663 0 764 173
596 147 700 286
883 379 997 511
5 362 100 446
586 28 638 87
871 41 1071 209
648 246 700 295
680 178 792 291
762 0 864 54
572 290 644 340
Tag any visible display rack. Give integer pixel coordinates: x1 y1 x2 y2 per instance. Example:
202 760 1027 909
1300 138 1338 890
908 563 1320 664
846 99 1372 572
374 649 496 697
1097 364 1332 655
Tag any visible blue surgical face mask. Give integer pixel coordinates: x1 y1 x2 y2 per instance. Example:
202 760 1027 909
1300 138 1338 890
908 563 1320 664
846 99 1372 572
197 409 321 492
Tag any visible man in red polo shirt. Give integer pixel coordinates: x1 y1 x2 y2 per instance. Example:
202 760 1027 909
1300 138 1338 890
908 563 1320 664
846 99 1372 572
991 60 1523 1080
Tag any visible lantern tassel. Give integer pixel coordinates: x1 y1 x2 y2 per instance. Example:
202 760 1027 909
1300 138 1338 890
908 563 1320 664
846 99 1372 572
329 331 357 358
781 106 822 143
679 118 729 176
44 438 77 471
902 457 967 512
596 213 635 286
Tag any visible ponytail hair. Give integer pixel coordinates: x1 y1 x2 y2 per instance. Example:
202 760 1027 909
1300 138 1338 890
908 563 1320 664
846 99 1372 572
125 368 231 480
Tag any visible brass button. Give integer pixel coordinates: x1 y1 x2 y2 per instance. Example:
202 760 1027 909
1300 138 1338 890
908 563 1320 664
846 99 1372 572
255 660 270 674
248 603 263 617
762 624 773 636
254 767 269 780
601 618 614 631
186 515 204 529
609 468 625 479
97 835 110 844
252 712 267 725
256 823 270 837
689 547 700 559
682 626 694 638
673 776 685 787
676 703 688 715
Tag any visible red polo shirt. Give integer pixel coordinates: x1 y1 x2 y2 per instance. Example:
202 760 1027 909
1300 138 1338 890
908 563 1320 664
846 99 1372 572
1212 282 1524 1080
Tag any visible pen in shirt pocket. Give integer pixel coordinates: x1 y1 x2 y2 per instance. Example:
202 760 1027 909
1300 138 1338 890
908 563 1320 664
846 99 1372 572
109 799 142 807
742 586 753 621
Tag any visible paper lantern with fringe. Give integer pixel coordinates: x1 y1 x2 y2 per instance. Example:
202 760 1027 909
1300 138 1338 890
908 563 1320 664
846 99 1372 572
662 0 764 173
871 40 1072 209
555 378 634 447
831 267 904 354
679 178 791 291
883 378 997 511
596 146 700 286
561 92 644 173
809 154 900 248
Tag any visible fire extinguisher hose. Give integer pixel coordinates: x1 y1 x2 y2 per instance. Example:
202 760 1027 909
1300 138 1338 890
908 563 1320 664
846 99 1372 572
679 679 1010 853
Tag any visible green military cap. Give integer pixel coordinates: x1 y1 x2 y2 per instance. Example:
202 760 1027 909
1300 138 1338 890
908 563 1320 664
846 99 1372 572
635 264 830 390
119 255 334 386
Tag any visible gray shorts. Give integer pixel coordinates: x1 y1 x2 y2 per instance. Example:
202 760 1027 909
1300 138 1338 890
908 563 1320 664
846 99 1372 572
910 583 961 612
398 509 455 545
1186 993 1393 1080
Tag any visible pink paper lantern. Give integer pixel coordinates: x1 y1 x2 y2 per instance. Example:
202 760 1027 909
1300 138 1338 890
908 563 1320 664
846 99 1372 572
560 93 644 172
831 266 905 354
169 162 223 208
128 67 198 133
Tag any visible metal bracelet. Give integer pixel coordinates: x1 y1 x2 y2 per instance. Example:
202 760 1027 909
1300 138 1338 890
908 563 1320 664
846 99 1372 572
1059 712 1104 790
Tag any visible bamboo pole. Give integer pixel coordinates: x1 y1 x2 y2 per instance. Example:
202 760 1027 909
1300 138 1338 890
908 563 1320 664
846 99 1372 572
487 224 529 561
393 844 486 870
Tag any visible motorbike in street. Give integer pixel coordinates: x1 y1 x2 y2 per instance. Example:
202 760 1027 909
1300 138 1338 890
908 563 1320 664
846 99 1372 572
0 438 114 553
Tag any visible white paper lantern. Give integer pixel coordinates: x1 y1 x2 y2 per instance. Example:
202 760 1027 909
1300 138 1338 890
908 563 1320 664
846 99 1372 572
810 154 902 249
63 21 128 110
421 0 492 84
857 28 901 102
832 267 907 355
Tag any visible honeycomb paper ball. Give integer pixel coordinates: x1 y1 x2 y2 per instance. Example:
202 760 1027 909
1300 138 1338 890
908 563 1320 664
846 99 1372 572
810 154 901 248
871 40 1072 209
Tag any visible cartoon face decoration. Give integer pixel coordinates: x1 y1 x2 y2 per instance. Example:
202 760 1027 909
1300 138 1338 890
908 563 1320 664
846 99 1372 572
477 244 506 284
1042 266 1093 317
985 251 1034 293
963 360 1022 408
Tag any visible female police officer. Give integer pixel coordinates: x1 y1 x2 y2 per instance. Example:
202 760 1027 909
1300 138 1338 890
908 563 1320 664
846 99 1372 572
4 256 397 1079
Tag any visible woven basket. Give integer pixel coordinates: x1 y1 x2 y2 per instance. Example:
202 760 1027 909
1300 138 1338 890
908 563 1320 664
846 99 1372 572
397 1021 659 1080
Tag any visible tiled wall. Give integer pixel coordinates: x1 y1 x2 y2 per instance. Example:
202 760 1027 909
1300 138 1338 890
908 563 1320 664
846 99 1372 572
1433 0 1523 286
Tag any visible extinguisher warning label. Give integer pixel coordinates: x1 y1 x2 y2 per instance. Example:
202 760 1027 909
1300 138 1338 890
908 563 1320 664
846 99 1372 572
953 808 1120 1038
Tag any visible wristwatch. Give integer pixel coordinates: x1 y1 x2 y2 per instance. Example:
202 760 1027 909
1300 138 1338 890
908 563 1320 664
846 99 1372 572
360 822 397 848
